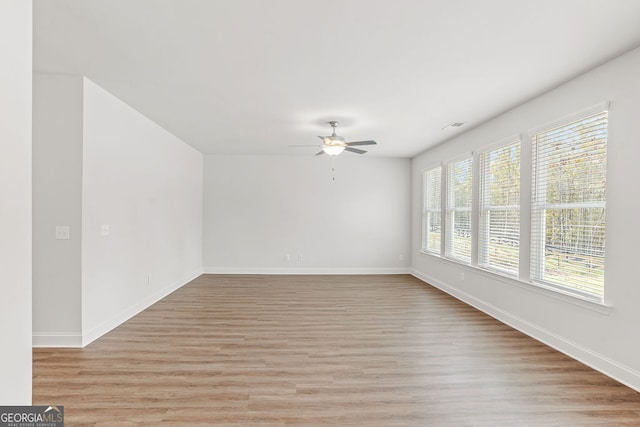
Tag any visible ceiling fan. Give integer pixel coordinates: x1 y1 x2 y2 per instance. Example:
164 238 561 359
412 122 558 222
292 121 377 156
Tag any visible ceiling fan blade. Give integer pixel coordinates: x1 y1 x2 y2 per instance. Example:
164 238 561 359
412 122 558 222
315 150 325 156
346 140 377 146
345 147 367 154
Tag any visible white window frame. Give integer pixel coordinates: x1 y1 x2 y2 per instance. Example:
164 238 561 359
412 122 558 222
529 104 608 300
478 139 521 277
445 155 473 264
422 165 443 256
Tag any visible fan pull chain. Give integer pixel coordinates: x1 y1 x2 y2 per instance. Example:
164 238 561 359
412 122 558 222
331 157 336 182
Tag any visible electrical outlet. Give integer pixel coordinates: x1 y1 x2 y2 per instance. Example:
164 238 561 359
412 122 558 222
285 254 291 262
460 272 465 281
298 254 304 262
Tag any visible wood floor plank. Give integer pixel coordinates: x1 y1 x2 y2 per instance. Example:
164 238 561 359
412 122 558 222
33 274 640 425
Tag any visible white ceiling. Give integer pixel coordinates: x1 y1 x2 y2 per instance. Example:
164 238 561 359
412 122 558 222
33 0 640 158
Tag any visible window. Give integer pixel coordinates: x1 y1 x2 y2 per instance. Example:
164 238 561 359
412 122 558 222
531 110 608 299
422 166 442 255
419 105 609 304
479 141 520 275
445 157 472 263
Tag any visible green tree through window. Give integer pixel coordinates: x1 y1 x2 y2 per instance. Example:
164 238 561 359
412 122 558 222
531 110 607 298
480 141 520 275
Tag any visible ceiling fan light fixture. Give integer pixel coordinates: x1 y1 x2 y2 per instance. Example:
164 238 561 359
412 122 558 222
302 121 376 156
322 144 346 156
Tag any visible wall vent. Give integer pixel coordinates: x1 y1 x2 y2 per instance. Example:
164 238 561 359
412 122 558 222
442 122 468 130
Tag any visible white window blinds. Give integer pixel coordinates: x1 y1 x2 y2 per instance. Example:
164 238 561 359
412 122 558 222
422 166 442 254
479 141 520 275
446 157 472 263
531 110 608 299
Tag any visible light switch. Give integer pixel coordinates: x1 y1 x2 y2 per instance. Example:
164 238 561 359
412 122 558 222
101 224 110 237
55 225 70 240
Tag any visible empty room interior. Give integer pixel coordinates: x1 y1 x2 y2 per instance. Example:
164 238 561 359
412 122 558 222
3 0 640 425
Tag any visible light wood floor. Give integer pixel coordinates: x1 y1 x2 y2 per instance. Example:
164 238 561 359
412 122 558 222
33 274 640 426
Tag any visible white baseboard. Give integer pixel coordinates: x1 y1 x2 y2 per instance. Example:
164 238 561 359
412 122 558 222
81 268 202 347
202 267 411 275
32 332 83 348
411 268 640 393
32 268 202 348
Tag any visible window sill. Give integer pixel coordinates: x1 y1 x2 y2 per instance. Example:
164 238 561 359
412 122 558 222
417 250 612 315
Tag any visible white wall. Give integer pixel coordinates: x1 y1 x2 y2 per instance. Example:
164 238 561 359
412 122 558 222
0 0 32 404
33 74 83 345
82 78 203 345
411 46 640 391
204 155 411 273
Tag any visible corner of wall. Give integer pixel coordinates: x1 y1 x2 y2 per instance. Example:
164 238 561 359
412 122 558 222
81 268 202 347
